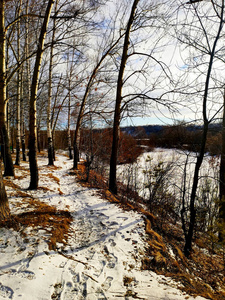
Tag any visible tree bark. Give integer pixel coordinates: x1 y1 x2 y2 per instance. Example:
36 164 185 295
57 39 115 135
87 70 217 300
22 0 31 162
47 42 54 165
15 0 22 166
29 0 55 189
219 87 225 241
0 0 14 177
109 0 139 194
47 0 58 166
67 83 73 159
21 67 26 162
0 159 10 221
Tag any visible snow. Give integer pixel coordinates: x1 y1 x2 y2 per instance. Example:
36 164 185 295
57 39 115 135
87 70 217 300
117 147 219 203
0 152 207 300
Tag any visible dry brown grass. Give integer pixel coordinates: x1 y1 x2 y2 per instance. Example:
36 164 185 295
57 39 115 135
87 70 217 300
47 173 60 185
4 179 21 190
1 162 72 251
58 188 64 195
1 197 72 251
142 220 225 300
123 275 135 286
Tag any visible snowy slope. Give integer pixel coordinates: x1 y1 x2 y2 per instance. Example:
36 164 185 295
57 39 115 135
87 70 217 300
0 152 206 300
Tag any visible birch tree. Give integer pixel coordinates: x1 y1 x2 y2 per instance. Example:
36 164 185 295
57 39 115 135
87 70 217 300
15 0 22 166
47 0 58 166
0 0 14 177
29 0 55 189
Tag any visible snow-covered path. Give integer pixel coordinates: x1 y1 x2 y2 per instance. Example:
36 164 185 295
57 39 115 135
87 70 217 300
0 153 206 300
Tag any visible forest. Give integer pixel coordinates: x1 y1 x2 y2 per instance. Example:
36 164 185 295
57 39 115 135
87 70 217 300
1 0 225 299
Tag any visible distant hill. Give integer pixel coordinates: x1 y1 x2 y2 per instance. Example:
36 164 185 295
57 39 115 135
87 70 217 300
121 125 164 137
121 123 222 137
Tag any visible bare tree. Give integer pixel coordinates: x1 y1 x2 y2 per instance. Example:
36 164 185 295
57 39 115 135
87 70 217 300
0 0 14 177
15 0 22 166
174 0 225 256
29 0 55 189
219 88 225 240
47 0 58 166
73 33 124 170
109 0 140 194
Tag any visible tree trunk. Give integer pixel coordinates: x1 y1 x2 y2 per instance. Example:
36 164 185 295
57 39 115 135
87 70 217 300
47 0 58 166
73 137 79 169
22 0 31 162
15 1 22 166
0 159 10 221
183 1 224 256
0 0 14 177
29 0 55 189
73 125 80 169
183 123 208 256
47 46 54 165
15 78 21 165
109 0 139 194
219 88 225 241
67 87 73 159
21 68 26 161
52 130 55 161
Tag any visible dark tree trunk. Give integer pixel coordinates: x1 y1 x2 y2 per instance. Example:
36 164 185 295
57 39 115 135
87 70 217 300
0 159 10 221
48 137 54 165
183 1 224 256
22 137 26 161
28 137 38 189
219 89 225 241
1 125 14 176
73 141 79 169
109 0 139 194
67 82 73 160
183 124 208 256
21 86 26 162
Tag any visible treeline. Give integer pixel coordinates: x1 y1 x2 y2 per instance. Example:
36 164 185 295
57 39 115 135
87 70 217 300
122 123 222 156
16 128 143 164
23 122 222 163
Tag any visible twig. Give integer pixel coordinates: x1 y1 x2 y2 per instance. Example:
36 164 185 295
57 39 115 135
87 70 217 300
58 251 87 265
83 273 98 283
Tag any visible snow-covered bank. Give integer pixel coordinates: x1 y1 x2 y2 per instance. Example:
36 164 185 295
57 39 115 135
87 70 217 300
0 152 207 299
118 148 219 202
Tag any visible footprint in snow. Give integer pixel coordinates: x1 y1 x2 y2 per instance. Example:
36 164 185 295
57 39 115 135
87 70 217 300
101 276 113 291
9 269 36 280
109 239 116 247
103 246 117 269
70 276 87 298
0 283 14 299
51 282 63 299
16 249 37 275
96 288 107 300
